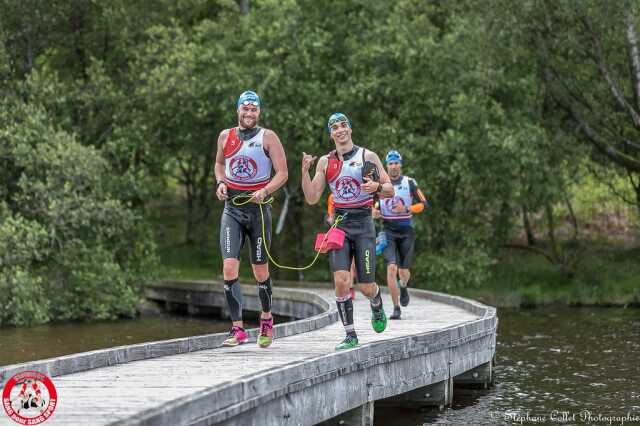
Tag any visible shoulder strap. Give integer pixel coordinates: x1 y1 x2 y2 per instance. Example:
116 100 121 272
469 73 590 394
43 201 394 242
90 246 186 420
326 150 342 183
223 127 243 158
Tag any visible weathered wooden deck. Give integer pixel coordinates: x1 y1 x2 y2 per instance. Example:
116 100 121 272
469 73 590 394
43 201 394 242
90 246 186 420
0 281 497 426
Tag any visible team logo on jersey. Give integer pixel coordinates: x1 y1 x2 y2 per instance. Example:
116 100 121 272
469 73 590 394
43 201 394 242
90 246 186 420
335 176 360 201
2 371 58 424
229 156 258 180
384 196 407 211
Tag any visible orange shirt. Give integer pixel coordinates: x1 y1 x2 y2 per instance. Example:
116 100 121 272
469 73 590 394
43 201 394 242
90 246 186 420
327 194 335 217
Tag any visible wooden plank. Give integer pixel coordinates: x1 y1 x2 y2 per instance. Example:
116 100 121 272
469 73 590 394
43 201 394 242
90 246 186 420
0 285 495 426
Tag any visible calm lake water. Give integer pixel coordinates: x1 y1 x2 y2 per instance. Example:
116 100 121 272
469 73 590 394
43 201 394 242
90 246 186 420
376 307 640 425
0 314 257 366
2 307 639 425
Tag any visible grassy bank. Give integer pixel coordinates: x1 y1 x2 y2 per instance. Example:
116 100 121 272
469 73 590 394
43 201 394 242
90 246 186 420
454 245 640 308
149 193 640 308
155 239 640 308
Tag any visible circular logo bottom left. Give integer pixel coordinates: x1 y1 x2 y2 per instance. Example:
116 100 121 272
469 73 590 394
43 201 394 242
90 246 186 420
2 371 57 425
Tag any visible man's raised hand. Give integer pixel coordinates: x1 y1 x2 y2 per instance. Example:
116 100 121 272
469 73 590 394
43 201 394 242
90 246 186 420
301 152 317 173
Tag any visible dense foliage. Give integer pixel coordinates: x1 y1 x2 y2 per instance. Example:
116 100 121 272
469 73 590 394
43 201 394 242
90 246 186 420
1 0 638 325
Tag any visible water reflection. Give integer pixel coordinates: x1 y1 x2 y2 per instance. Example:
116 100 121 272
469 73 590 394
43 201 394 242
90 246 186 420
0 313 257 366
375 307 640 425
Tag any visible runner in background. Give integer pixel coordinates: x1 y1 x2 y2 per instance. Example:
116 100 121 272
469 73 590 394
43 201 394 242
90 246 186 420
372 150 427 320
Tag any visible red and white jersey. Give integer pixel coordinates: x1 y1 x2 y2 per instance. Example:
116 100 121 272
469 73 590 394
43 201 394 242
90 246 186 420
380 175 412 220
326 147 374 209
223 127 272 191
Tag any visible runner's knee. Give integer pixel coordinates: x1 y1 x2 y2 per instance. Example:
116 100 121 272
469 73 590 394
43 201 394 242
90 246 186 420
357 282 377 298
252 264 269 282
223 259 240 280
334 271 351 289
387 263 398 275
399 268 410 280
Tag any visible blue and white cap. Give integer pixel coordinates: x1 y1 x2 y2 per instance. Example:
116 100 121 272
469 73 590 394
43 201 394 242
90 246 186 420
327 112 351 134
385 150 403 164
237 90 261 108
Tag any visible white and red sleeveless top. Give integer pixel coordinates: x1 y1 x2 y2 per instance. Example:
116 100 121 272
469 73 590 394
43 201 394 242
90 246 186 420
380 176 412 220
223 128 272 191
325 147 374 209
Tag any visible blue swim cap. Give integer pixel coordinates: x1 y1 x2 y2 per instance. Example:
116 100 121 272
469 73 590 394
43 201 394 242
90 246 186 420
327 112 351 134
385 150 403 164
237 90 261 108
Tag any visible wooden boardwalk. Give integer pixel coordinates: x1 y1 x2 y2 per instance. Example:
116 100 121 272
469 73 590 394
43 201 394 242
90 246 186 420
0 281 497 426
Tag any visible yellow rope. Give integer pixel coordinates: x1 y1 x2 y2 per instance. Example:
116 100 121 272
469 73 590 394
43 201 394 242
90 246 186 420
231 193 344 271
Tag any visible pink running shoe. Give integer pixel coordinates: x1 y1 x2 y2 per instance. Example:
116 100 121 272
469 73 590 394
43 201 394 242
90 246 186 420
257 317 273 348
223 326 248 347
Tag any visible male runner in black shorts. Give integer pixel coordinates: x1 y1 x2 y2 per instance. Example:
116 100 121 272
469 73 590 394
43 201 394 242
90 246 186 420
373 150 427 319
214 90 288 348
301 112 394 350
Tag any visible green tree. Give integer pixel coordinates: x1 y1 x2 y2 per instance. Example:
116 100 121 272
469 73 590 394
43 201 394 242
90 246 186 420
497 0 640 209
0 99 157 326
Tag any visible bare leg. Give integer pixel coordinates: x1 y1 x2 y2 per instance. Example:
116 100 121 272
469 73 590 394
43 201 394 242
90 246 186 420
334 270 352 298
386 263 400 307
358 282 378 298
349 259 356 299
398 268 411 288
398 268 411 307
349 259 356 287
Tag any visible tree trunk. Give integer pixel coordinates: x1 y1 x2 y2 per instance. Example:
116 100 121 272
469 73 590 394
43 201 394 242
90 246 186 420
563 191 579 242
196 140 216 252
71 7 89 81
178 159 197 245
545 202 576 278
522 205 536 246
235 0 250 14
185 181 195 245
544 203 560 264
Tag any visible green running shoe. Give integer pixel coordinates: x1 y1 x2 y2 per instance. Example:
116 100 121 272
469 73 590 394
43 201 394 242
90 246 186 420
335 334 359 350
371 306 387 333
257 317 273 348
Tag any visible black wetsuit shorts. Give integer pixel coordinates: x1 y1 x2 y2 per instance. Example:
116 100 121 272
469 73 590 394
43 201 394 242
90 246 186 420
220 202 271 264
329 211 376 283
382 225 415 269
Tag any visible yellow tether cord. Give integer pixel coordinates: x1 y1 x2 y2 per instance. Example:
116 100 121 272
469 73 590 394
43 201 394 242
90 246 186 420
231 194 344 271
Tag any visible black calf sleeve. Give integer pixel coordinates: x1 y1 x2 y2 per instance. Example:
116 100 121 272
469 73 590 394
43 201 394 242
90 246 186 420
369 284 382 308
224 278 243 321
336 295 355 334
258 277 272 313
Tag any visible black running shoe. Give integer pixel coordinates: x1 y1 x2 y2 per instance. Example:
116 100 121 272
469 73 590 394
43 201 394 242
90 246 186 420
390 306 401 320
400 286 410 307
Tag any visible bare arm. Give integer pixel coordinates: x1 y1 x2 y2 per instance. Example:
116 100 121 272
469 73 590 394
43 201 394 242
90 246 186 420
363 150 394 198
214 129 229 200
262 129 288 195
301 154 327 205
